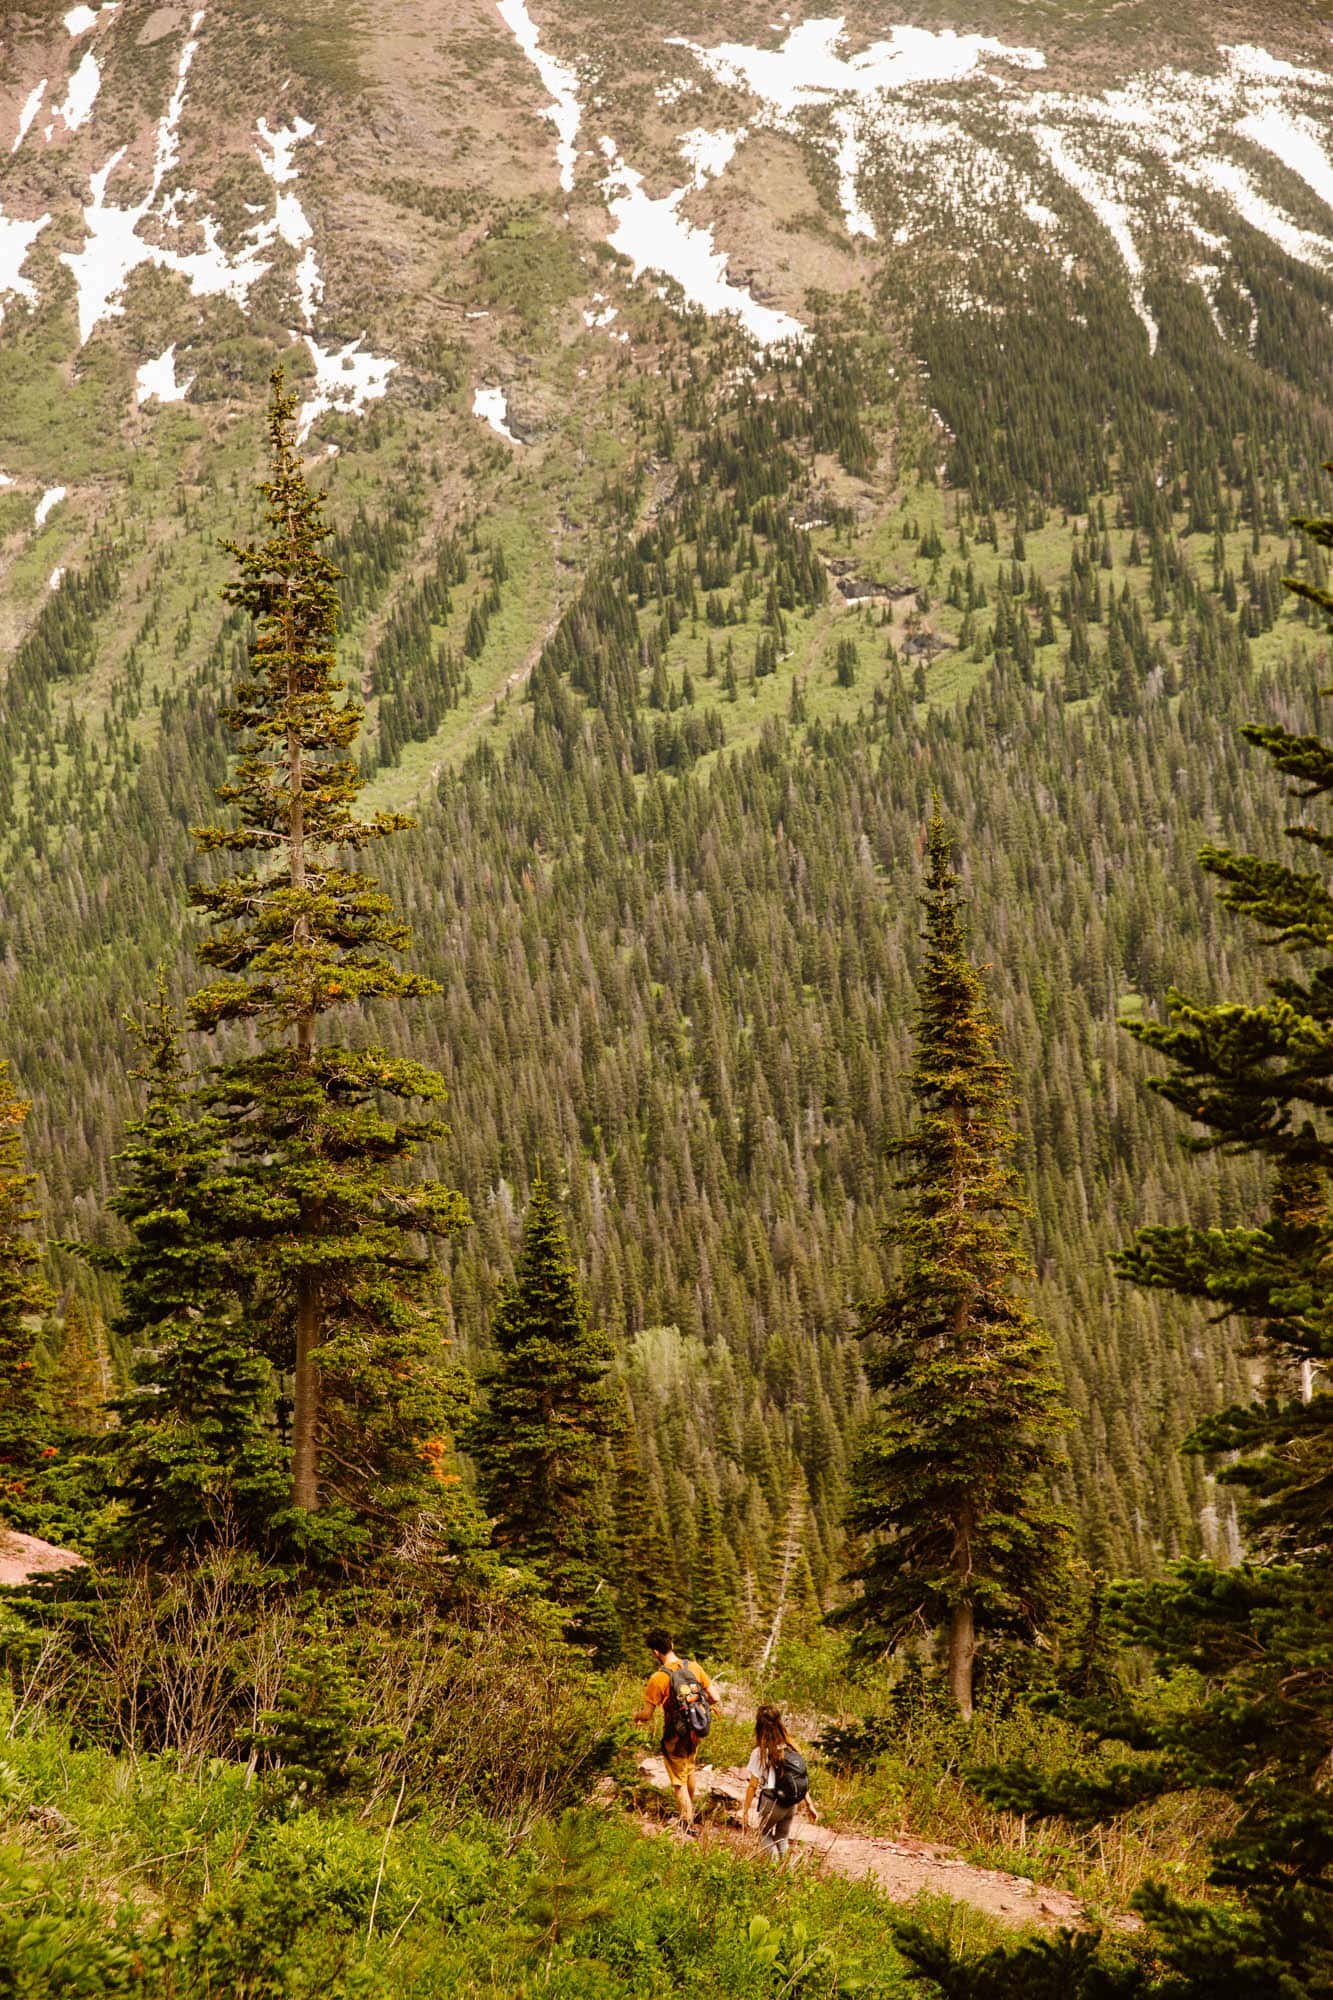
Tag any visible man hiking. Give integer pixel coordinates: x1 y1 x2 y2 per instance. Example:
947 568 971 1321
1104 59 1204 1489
635 1628 720 1828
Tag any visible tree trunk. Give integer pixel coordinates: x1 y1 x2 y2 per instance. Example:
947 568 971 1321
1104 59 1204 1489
284 527 318 1512
948 1598 975 1719
291 1269 320 1510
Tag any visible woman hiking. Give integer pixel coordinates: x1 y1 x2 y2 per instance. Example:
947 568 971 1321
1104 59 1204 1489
742 1704 819 1862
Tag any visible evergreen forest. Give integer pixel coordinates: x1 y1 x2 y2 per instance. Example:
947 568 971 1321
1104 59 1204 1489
1 2 1332 1987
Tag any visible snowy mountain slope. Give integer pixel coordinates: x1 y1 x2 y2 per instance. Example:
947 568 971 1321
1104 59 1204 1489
3 6 1331 426
491 5 1333 352
0 0 1330 722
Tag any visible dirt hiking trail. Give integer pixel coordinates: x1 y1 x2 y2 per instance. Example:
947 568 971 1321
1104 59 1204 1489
639 1755 1125 1932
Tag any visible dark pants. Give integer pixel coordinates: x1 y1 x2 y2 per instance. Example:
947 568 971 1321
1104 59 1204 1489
758 1796 796 1859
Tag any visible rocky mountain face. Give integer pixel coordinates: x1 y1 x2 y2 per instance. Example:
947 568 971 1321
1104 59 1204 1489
1 3 1330 514
2 1 1333 1583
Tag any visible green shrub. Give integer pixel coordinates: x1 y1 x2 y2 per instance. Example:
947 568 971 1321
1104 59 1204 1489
0 1842 161 1998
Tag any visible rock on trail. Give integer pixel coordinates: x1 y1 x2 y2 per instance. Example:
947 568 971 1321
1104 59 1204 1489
638 1754 1107 1931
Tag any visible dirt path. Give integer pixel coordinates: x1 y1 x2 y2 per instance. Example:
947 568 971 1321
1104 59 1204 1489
639 1755 1114 1932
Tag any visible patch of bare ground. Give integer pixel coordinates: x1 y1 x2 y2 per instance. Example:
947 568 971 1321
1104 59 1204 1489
638 1753 1140 1934
689 130 865 315
0 1531 84 1587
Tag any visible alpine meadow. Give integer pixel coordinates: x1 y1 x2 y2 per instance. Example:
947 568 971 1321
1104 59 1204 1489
0 1 1330 1994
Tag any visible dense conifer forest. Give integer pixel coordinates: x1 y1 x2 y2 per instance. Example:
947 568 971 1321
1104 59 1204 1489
2 1 1333 1985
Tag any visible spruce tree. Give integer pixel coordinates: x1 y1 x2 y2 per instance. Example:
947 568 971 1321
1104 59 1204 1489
0 1062 52 1526
1101 495 1333 1997
48 1297 110 1439
840 814 1070 1715
94 984 288 1562
609 1406 674 1651
191 371 469 1529
469 1171 617 1654
690 1488 733 1660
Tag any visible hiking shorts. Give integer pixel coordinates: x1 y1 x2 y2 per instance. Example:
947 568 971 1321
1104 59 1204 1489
662 1743 698 1788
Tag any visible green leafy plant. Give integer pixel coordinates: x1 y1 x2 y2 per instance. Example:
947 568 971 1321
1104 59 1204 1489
745 1912 864 1996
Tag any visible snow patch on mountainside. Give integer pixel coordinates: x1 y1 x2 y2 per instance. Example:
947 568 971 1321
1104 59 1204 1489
35 487 66 528
600 139 805 344
1032 126 1158 348
680 127 746 188
257 116 322 322
673 18 1045 112
496 0 581 194
136 343 192 404
298 338 395 443
832 108 874 238
1182 156 1333 268
1238 105 1333 215
47 49 101 135
12 83 47 154
473 385 519 442
65 4 117 36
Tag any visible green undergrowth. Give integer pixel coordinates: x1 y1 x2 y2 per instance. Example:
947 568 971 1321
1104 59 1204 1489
0 1705 924 1999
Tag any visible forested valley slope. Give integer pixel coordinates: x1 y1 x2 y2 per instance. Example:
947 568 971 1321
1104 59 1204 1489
0 3 1330 1995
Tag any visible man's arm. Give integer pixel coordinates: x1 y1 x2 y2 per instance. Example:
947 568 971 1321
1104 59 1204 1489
635 1674 666 1727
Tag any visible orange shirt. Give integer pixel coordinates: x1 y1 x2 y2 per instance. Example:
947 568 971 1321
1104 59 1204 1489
643 1656 715 1712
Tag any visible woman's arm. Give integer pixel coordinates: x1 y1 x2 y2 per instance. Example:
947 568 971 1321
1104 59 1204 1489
742 1777 757 1825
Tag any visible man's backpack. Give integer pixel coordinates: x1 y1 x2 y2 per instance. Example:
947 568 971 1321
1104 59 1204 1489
665 1662 712 1745
762 1747 809 1809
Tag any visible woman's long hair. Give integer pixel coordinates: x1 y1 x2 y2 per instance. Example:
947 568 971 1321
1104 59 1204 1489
755 1703 793 1772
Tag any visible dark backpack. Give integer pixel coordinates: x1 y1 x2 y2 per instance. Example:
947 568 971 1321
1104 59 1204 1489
665 1662 712 1745
762 1746 809 1809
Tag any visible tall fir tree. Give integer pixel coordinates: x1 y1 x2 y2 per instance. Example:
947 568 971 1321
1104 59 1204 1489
190 371 469 1534
840 814 1070 1715
48 1297 110 1440
608 1404 676 1650
1100 491 1333 1998
92 983 288 1562
469 1171 618 1656
0 1062 52 1527
689 1488 733 1661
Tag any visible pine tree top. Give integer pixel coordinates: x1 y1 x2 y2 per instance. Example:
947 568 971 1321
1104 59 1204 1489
201 369 398 857
896 811 1026 1238
490 1170 614 1382
190 370 433 1039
